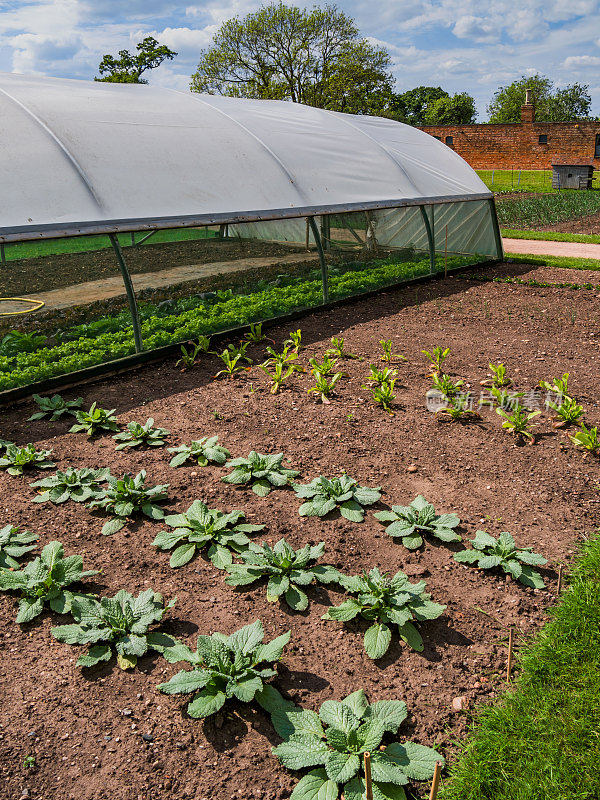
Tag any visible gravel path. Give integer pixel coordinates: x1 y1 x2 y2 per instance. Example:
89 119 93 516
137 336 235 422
503 237 600 260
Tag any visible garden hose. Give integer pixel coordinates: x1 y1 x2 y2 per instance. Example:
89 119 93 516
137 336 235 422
0 297 45 316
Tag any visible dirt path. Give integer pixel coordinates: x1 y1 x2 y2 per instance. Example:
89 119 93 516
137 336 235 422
502 237 600 260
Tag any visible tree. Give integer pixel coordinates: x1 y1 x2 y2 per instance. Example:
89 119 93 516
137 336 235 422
423 92 477 125
96 37 177 84
190 2 395 115
387 86 449 125
487 74 591 122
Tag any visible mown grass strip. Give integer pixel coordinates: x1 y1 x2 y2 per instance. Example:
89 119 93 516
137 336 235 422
476 169 600 194
507 253 600 270
440 534 600 800
501 229 600 245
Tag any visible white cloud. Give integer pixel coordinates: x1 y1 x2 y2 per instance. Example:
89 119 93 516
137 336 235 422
564 54 600 67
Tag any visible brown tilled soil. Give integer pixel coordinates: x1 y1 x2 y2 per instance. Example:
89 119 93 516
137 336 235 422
543 209 600 235
1 260 600 800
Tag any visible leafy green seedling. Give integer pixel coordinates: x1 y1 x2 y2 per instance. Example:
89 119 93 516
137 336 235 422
264 344 300 367
431 372 463 399
214 350 249 379
158 619 290 718
380 339 406 363
497 405 540 443
87 470 169 535
153 499 264 568
168 435 230 467
325 336 358 359
0 525 38 569
176 337 211 369
547 395 583 428
294 475 381 522
224 340 252 364
23 755 36 770
224 539 339 611
52 589 176 670
222 451 299 497
368 381 396 415
271 689 443 800
308 355 340 377
244 322 267 343
30 467 110 504
308 372 342 403
488 387 524 407
570 424 600 455
0 443 55 476
29 393 83 421
113 418 170 450
540 372 570 396
374 495 460 550
260 358 303 394
0 330 45 357
324 568 446 657
284 329 302 352
422 346 450 374
0 541 98 623
480 362 512 388
436 395 480 423
454 530 547 588
69 402 120 437
364 365 397 387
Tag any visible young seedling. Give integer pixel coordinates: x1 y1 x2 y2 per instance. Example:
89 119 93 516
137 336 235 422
487 387 524 408
0 443 55 476
480 362 513 388
325 336 358 359
264 345 300 368
0 541 98 623
547 395 584 428
244 322 267 343
570 424 600 455
29 393 83 421
113 418 170 450
168 436 230 467
307 372 342 403
368 380 396 415
374 495 461 549
176 337 211 370
87 470 169 535
222 452 299 497
69 402 120 437
224 539 340 611
153 499 265 568
52 589 176 670
431 372 463 400
293 475 381 522
271 690 443 800
260 359 303 394
497 405 541 444
214 350 249 379
0 525 38 569
158 619 290 718
30 467 110 504
224 340 253 364
284 329 302 352
323 568 446 657
422 346 450 375
436 395 480 423
380 339 406 363
364 365 397 387
539 372 570 396
454 530 547 588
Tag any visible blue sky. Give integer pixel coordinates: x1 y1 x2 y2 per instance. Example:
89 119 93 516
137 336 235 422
0 0 599 118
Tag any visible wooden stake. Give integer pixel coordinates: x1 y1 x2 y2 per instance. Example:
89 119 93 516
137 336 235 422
429 761 443 800
506 627 515 681
557 564 564 594
364 752 373 800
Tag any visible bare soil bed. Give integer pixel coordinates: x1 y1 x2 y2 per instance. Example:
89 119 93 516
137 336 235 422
543 209 600 235
1 260 599 800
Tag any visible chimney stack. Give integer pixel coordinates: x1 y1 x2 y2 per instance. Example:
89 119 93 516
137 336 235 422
521 89 535 124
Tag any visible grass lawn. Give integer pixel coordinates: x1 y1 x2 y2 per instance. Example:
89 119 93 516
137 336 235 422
507 253 600 270
501 229 600 245
477 169 600 193
440 533 600 800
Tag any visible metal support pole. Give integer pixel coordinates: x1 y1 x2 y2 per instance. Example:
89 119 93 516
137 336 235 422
108 233 143 353
130 232 136 247
320 215 331 251
488 198 504 261
308 216 329 303
420 205 435 274
0 243 5 266
132 229 158 247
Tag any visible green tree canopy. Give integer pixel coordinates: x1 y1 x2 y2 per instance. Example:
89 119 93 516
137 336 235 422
423 92 477 125
387 86 449 125
190 2 395 115
96 36 177 84
487 74 592 123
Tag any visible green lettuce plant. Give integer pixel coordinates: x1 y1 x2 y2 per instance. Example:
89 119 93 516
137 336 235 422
435 395 480 423
547 395 583 427
52 589 176 669
325 336 358 359
260 358 303 394
87 470 169 535
0 443 55 476
214 349 249 378
69 402 120 437
244 322 266 343
222 451 299 496
158 619 290 718
0 525 38 569
113 418 170 450
480 362 512 388
284 329 302 352
368 380 396 415
30 467 110 504
422 346 449 374
323 568 445 657
364 365 397 387
374 495 460 549
168 435 230 467
431 372 463 399
380 339 406 363
176 337 211 370
497 405 540 443
271 690 443 800
153 499 265 568
454 530 547 588
0 541 98 623
224 539 339 611
570 424 600 455
294 475 381 522
29 393 83 421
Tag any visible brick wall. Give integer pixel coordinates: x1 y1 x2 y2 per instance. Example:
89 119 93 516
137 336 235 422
418 121 600 170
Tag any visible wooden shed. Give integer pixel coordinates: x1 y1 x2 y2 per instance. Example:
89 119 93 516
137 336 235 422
551 163 595 189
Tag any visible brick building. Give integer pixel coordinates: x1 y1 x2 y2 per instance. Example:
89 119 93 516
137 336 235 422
419 94 600 170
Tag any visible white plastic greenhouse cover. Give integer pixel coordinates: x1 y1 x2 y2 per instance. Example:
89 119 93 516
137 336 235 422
0 72 493 243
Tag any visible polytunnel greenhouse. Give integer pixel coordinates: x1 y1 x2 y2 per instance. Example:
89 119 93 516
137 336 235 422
0 72 502 396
